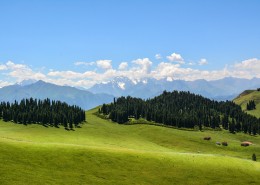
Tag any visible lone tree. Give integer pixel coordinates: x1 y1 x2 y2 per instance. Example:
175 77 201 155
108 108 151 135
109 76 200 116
252 153 257 161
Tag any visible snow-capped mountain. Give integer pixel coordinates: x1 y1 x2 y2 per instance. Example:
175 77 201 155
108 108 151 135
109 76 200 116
88 77 160 99
88 77 136 97
2 77 259 110
88 77 260 100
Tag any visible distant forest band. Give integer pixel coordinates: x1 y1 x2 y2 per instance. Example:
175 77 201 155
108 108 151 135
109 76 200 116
100 91 260 135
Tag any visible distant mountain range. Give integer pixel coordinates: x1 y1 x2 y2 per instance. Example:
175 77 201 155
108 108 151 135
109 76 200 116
0 77 259 110
0 80 114 110
88 77 260 101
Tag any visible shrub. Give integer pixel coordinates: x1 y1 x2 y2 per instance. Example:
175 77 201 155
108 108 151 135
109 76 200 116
252 153 257 161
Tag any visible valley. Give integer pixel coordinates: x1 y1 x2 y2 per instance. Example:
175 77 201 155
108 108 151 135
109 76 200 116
1 1 260 184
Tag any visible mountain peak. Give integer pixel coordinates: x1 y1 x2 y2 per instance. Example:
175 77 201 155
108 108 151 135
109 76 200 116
35 80 47 84
0 80 114 110
17 79 37 86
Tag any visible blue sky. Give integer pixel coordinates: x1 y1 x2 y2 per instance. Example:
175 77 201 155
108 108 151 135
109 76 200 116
0 0 260 87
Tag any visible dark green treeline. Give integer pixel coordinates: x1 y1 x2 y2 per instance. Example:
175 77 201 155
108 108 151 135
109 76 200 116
0 98 85 129
100 91 260 135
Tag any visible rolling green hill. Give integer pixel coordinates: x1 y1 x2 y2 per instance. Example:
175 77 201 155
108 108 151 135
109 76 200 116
100 91 259 135
0 108 259 185
233 90 260 118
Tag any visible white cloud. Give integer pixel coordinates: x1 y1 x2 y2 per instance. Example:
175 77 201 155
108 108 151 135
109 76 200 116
0 80 11 88
0 64 7 70
48 70 83 79
3 61 46 82
6 61 26 70
231 58 260 78
118 62 128 70
0 57 259 89
198 58 208 65
167 53 184 64
234 58 260 70
155 54 162 60
96 60 112 70
188 62 195 66
132 58 152 73
151 62 180 80
74 61 95 66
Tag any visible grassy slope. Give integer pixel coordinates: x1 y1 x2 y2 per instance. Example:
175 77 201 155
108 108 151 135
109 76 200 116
233 90 260 118
0 108 259 185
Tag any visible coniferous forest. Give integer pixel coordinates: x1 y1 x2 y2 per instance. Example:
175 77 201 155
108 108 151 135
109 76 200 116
100 91 260 135
0 98 85 129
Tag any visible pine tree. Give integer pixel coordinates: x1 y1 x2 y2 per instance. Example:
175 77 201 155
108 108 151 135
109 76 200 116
222 114 229 130
229 118 235 133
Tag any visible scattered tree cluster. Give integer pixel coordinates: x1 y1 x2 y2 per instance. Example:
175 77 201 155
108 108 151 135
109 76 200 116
0 98 85 129
246 100 256 110
257 88 260 91
100 91 260 135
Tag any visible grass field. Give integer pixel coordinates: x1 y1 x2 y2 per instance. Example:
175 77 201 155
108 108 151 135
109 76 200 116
233 90 260 118
0 108 259 185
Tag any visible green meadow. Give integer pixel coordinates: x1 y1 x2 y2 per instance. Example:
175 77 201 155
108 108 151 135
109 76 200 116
0 108 259 185
233 90 260 118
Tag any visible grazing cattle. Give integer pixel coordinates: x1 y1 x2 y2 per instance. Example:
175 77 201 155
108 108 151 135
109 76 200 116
216 142 221 145
241 141 251 147
204 136 211 140
241 143 249 147
222 142 228 146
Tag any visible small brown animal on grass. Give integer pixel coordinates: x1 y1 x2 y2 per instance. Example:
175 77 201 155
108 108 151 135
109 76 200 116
204 136 211 140
241 141 252 147
222 142 228 146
